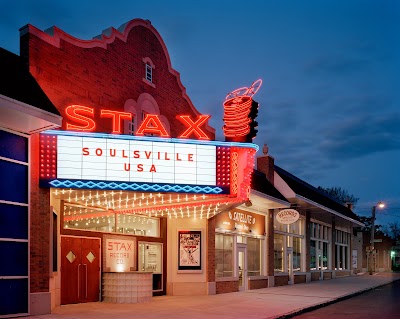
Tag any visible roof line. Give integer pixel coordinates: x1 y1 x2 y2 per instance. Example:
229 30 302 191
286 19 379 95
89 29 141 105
296 194 364 226
250 189 290 207
0 93 62 132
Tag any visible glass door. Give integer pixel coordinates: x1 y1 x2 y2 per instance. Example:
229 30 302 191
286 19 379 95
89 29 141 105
237 244 247 291
138 242 163 292
286 246 293 284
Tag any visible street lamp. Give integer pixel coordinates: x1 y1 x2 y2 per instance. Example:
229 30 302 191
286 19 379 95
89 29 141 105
368 201 385 275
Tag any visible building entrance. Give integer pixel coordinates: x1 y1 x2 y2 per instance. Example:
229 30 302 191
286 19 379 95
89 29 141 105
61 236 100 304
237 244 247 291
287 247 293 284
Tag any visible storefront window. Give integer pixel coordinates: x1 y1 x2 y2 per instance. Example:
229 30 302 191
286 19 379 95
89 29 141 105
215 234 233 277
293 237 301 271
310 222 330 270
310 240 316 270
138 242 163 291
117 214 159 237
64 208 160 237
335 229 350 270
274 211 305 273
274 234 284 272
247 237 261 276
323 242 328 268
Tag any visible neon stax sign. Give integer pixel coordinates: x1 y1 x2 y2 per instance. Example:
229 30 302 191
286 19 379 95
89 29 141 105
65 105 211 140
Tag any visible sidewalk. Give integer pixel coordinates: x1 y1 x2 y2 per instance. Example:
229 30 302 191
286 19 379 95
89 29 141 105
31 272 400 319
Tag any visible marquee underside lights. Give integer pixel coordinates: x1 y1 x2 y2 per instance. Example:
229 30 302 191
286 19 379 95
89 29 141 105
55 188 240 221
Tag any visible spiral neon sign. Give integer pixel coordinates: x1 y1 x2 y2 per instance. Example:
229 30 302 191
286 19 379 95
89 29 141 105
223 79 262 142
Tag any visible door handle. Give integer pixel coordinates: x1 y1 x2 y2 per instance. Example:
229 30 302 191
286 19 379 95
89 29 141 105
77 264 81 298
84 264 88 298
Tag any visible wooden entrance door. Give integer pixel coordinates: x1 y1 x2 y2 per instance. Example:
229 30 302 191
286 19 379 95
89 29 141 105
61 236 100 305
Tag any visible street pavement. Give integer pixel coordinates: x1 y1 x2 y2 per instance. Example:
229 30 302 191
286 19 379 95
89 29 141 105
30 272 400 319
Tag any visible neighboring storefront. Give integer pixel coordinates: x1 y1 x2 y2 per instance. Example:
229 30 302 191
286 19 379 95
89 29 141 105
209 170 291 293
0 48 62 318
257 155 364 285
357 232 396 273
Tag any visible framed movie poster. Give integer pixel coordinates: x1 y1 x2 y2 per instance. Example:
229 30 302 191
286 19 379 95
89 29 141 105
178 230 202 272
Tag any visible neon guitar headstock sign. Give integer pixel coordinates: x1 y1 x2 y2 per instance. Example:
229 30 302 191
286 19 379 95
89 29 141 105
223 79 262 142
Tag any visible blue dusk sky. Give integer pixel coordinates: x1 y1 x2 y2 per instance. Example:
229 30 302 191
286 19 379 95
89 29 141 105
1 0 399 227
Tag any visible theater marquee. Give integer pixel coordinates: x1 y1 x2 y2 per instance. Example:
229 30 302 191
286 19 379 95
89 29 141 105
57 135 216 185
39 130 258 196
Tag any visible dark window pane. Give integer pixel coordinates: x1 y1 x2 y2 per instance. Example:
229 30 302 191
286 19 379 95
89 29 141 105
0 130 28 162
0 241 28 276
0 203 28 239
0 160 28 203
0 278 28 315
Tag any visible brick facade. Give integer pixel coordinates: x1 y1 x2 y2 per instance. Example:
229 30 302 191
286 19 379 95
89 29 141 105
311 272 320 281
30 134 51 293
207 217 216 283
21 19 215 294
293 274 306 284
20 19 215 139
216 281 238 294
266 209 274 276
274 275 289 286
323 271 332 280
249 279 268 289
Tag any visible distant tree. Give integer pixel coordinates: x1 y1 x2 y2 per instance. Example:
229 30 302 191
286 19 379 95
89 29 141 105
357 216 383 234
317 186 359 206
384 222 400 240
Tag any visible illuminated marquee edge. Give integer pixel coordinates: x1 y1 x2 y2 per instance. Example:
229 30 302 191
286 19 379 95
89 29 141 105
41 130 259 151
44 179 226 194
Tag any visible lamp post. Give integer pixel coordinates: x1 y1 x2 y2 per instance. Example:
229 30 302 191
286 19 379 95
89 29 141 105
368 201 385 275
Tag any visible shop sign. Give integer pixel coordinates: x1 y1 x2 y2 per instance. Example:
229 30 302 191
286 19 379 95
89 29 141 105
215 208 265 235
105 238 135 272
276 209 299 225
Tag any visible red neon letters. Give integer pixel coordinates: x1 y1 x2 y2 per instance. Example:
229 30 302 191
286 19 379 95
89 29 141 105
177 115 211 140
100 110 132 134
65 105 96 131
64 105 211 139
136 114 169 137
